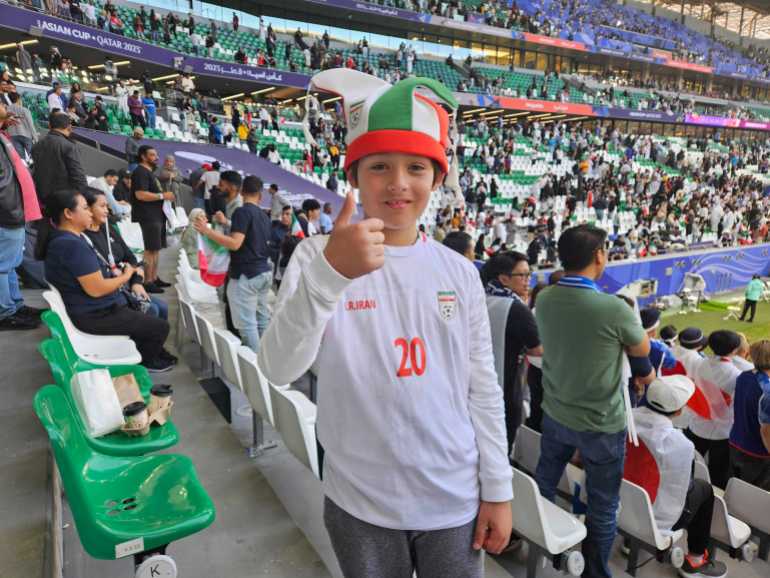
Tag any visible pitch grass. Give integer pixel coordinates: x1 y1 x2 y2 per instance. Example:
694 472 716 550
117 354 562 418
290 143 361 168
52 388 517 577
661 300 770 343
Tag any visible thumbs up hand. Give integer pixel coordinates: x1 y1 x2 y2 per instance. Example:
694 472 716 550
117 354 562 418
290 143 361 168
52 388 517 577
323 192 385 279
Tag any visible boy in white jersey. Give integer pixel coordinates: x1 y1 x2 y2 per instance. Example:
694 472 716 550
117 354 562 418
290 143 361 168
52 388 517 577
259 69 513 577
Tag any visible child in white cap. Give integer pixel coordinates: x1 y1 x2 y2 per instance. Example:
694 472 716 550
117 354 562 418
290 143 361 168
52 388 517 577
259 69 512 577
625 375 728 578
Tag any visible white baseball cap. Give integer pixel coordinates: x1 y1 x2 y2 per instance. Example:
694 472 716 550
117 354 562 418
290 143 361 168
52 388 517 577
646 375 695 413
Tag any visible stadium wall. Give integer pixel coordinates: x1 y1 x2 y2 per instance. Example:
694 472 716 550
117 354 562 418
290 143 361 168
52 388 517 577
547 242 770 304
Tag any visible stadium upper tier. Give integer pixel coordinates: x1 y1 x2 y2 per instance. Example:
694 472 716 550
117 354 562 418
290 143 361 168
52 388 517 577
333 0 769 77
7 0 768 122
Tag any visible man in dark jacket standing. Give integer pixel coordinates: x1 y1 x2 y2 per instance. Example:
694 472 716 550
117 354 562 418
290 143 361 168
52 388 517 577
0 102 42 330
20 112 89 287
31 112 88 203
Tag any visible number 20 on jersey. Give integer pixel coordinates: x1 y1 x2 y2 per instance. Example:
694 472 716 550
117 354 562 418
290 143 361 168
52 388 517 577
394 337 426 377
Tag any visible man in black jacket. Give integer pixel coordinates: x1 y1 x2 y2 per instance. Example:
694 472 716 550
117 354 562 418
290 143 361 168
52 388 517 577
0 103 42 330
31 112 88 204
21 112 90 288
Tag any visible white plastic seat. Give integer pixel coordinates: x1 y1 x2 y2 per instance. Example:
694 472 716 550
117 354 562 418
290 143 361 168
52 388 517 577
513 425 572 497
724 477 770 560
512 467 586 577
236 346 280 426
212 328 243 392
42 289 142 366
618 479 684 576
116 221 144 254
178 296 200 345
269 386 319 477
192 310 220 368
692 459 753 556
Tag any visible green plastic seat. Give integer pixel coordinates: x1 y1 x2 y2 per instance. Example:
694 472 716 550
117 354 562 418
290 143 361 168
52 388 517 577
38 338 179 456
34 385 215 560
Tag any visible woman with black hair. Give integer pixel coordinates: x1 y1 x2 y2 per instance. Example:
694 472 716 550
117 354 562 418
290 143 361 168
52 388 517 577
37 189 173 372
82 187 170 323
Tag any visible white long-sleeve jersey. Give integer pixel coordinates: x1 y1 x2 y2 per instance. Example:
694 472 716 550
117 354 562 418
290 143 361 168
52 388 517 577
259 234 512 530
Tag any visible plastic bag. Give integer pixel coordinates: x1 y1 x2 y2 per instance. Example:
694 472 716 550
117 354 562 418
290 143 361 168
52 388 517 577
70 369 125 437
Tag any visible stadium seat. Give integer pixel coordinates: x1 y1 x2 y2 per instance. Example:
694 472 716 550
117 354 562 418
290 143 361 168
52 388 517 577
617 479 685 576
269 386 319 477
34 385 215 560
236 345 283 428
692 462 754 560
191 308 225 379
41 291 142 366
212 328 243 392
724 477 770 561
117 222 145 255
511 468 586 578
512 425 573 498
38 338 179 456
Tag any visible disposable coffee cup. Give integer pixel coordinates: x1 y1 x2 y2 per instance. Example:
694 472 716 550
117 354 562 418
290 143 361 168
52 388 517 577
123 401 149 429
148 384 173 416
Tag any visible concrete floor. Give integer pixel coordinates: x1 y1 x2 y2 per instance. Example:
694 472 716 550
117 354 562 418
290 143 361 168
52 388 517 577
1 247 769 578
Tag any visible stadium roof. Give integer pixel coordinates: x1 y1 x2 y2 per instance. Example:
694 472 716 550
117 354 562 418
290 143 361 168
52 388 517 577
636 1 770 39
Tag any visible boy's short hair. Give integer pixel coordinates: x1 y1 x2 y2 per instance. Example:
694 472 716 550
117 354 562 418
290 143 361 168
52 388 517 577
302 198 321 213
242 175 263 195
557 225 607 271
708 330 741 357
750 340 770 370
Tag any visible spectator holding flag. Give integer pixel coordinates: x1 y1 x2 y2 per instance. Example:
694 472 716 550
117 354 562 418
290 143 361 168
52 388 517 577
194 175 272 352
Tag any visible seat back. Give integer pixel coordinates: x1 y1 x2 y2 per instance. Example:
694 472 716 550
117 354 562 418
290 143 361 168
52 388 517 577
42 288 83 345
236 346 275 426
213 328 243 390
693 460 711 484
34 385 98 539
39 338 75 389
725 477 770 534
178 298 200 344
618 479 671 551
117 221 144 253
513 425 541 474
193 311 220 365
41 310 79 365
512 467 551 550
269 386 319 477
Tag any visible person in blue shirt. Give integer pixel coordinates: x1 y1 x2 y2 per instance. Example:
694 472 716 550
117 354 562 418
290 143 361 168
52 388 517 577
142 93 156 130
319 202 334 234
641 308 677 371
730 340 770 490
739 275 765 322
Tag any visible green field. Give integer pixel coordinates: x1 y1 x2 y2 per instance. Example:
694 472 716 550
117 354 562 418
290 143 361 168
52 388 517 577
661 300 770 343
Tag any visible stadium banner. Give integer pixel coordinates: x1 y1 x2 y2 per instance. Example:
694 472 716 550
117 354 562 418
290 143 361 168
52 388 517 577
684 114 742 128
305 0 430 22
597 107 683 123
684 114 770 132
0 4 311 89
455 93 596 116
182 57 310 88
431 16 514 39
520 33 588 52
592 243 770 305
0 3 174 64
663 59 713 74
72 128 343 211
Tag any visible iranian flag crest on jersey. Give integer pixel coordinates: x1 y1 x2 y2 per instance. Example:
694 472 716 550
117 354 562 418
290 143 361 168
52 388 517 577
437 291 457 321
